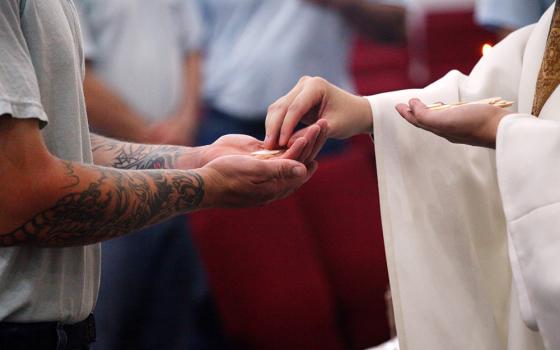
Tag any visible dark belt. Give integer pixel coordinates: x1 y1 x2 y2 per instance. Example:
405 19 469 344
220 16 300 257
0 314 96 350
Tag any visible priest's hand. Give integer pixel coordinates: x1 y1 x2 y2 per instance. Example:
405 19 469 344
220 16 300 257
264 76 373 150
198 155 317 208
199 121 328 166
395 98 512 149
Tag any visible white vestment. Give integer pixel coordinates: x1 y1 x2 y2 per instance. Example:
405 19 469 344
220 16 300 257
369 5 560 349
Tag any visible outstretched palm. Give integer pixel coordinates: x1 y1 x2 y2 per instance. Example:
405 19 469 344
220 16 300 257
202 122 327 165
396 98 512 148
206 134 263 160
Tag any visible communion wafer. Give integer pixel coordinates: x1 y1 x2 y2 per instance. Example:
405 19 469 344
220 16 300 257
427 97 514 111
251 150 282 156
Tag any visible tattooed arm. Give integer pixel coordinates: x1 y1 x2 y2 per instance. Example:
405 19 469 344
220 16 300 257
0 118 313 247
91 123 328 171
90 133 205 170
3 160 205 247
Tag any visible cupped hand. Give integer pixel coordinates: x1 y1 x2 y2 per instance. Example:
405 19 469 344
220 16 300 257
264 76 373 150
201 120 329 166
395 98 512 149
198 155 318 209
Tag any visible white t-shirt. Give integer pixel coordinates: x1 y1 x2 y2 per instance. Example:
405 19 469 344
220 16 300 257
0 0 99 323
76 0 204 122
200 0 356 119
200 0 405 119
476 0 555 30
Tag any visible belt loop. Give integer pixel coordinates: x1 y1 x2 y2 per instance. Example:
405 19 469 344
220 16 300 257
56 323 68 350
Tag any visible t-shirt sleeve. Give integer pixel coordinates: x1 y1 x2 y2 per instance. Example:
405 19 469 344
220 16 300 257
178 0 204 53
0 0 48 126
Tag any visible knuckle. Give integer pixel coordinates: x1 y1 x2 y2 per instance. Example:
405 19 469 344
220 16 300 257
299 75 311 84
311 76 325 83
267 102 285 114
308 76 325 87
287 103 302 115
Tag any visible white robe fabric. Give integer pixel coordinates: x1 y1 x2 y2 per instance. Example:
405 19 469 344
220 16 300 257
369 5 559 349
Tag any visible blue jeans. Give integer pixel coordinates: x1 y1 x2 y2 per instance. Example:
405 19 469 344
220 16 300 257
92 216 226 350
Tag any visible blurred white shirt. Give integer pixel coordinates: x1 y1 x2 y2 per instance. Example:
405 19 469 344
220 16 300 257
476 0 554 30
76 0 204 122
199 0 404 119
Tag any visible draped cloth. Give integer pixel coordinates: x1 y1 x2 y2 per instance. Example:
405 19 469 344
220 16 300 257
369 5 560 350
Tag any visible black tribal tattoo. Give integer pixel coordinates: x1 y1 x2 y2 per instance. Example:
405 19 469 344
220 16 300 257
91 135 185 170
1 161 204 247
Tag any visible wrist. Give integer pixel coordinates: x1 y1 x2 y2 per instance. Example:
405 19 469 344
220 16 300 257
489 110 512 149
354 95 374 135
193 167 218 210
196 144 215 167
175 145 209 170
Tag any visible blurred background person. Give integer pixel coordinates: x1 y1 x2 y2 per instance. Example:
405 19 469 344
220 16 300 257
476 0 554 40
76 1 226 349
196 0 406 145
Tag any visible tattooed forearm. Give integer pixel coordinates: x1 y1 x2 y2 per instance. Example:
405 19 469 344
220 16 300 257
91 134 192 170
1 161 204 247
109 143 181 169
62 160 80 189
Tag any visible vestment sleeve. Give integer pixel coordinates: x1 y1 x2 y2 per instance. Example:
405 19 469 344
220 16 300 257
364 23 537 349
496 114 560 349
0 0 48 126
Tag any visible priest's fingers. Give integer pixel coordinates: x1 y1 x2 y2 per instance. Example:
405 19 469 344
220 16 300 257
395 103 420 127
265 96 290 150
408 98 430 119
396 103 443 135
278 78 326 147
407 99 447 131
396 103 472 144
265 77 309 149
